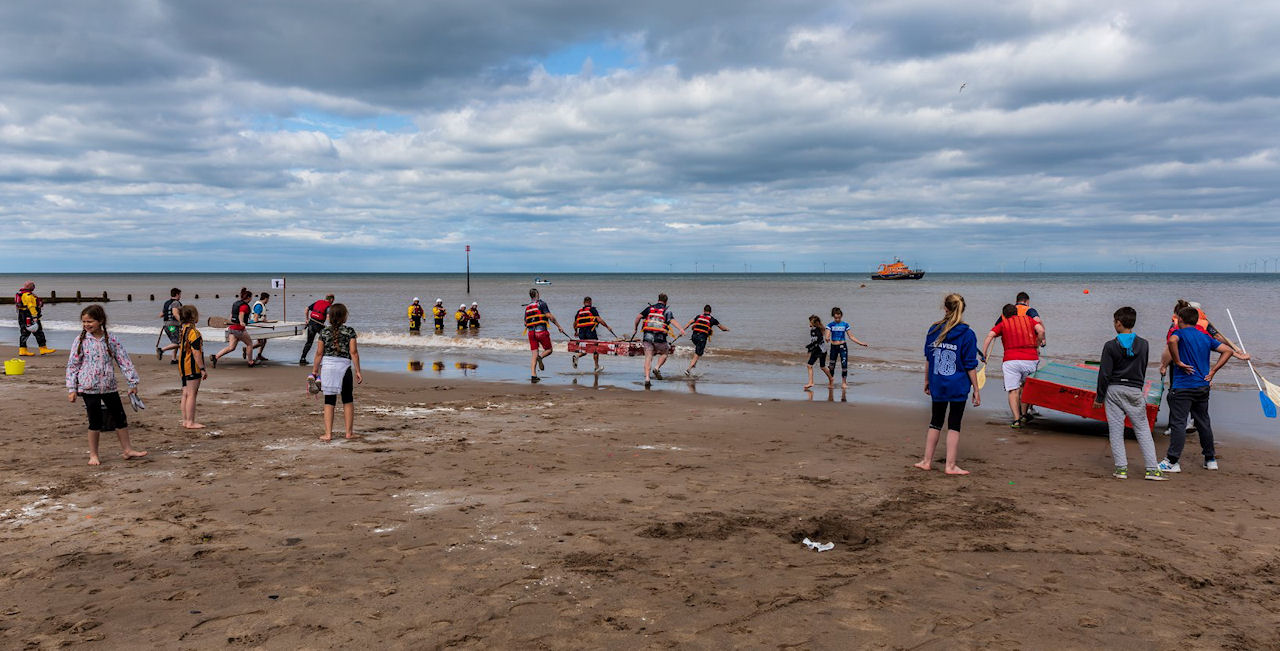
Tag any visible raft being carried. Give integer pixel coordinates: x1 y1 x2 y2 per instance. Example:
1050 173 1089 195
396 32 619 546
567 340 675 357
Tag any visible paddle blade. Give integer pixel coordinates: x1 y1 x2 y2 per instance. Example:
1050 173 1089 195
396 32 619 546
1260 391 1277 419
976 362 987 390
206 316 230 328
1259 373 1280 418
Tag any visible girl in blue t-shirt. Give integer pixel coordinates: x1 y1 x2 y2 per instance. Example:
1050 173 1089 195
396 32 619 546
914 293 981 475
825 307 869 389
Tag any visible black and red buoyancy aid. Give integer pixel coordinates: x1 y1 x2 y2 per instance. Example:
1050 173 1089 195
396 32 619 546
230 299 250 326
691 313 714 335
641 304 669 333
307 299 331 323
524 301 548 328
14 289 41 319
574 306 598 330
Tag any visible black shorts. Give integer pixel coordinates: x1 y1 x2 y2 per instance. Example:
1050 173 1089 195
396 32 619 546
163 323 181 344
323 368 355 406
691 334 708 356
81 392 128 432
181 373 202 387
576 329 598 340
807 348 827 366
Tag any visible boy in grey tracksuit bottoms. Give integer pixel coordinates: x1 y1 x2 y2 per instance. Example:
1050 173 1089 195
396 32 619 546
1093 307 1167 481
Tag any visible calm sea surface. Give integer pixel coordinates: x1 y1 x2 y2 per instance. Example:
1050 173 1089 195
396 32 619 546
5 272 1278 438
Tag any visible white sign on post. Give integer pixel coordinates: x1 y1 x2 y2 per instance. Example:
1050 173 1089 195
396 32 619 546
271 278 285 289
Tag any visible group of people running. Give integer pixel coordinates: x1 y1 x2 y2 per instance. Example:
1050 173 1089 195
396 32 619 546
407 298 480 333
519 288 729 387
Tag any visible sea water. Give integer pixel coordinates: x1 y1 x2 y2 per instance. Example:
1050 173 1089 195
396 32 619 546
4 272 1278 438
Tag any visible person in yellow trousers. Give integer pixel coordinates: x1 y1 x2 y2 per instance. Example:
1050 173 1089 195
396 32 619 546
15 281 56 356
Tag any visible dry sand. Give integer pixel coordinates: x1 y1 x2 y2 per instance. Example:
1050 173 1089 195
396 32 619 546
2 354 1279 649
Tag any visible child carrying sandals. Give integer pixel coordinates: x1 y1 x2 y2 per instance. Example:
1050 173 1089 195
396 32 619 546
66 305 147 465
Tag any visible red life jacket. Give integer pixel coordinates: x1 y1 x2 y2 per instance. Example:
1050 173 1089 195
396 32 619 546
575 306 598 329
641 304 669 334
691 313 714 335
524 301 548 328
307 299 331 322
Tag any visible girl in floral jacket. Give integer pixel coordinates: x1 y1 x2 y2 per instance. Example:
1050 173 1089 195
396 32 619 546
66 305 147 465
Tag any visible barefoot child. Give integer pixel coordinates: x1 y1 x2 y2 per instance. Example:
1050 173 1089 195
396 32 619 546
311 303 362 440
826 307 869 389
914 293 980 475
1093 307 1165 480
177 305 208 429
804 315 833 390
65 305 147 465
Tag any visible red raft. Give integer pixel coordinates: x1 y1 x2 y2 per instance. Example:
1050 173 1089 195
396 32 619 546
567 340 673 357
1020 362 1163 430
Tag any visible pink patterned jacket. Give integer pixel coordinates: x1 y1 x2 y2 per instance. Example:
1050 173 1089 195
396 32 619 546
65 332 140 394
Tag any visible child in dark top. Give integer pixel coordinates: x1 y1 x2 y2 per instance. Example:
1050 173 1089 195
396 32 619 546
1159 306 1250 473
1092 307 1165 480
804 315 832 390
177 305 208 430
914 293 981 475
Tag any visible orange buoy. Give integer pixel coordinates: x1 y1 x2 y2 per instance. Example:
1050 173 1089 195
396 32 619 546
1083 289 1090 294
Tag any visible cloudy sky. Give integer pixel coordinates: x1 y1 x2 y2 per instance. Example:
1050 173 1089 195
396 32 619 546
2 0 1277 272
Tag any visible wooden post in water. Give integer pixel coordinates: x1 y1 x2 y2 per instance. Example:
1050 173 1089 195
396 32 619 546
466 245 471 295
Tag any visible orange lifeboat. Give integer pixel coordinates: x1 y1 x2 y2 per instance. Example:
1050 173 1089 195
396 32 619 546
871 258 925 280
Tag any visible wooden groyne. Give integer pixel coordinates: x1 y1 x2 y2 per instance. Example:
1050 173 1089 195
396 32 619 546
0 291 112 305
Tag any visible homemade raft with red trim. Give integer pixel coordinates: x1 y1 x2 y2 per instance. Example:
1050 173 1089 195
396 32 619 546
567 340 673 357
1020 362 1163 430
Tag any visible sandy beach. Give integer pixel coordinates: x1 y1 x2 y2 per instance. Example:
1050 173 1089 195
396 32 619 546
2 354 1279 649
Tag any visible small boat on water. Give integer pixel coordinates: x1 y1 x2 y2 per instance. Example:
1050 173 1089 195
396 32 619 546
533 277 552 285
870 258 925 280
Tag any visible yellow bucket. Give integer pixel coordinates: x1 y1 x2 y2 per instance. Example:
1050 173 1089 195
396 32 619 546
4 359 25 375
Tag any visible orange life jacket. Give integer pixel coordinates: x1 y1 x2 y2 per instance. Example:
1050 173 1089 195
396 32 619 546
641 304 669 333
1015 304 1031 317
524 301 548 328
1170 308 1209 330
691 313 714 335
575 306 598 329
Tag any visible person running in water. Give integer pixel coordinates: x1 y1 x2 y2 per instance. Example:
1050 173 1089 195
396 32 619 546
826 307 869 389
408 298 424 334
804 315 833 390
431 298 446 331
684 305 729 375
299 293 334 365
632 293 685 388
571 296 617 372
15 281 55 356
524 288 568 382
156 287 183 363
211 288 256 367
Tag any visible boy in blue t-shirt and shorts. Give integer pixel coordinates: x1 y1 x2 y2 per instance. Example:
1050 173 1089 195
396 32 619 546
1159 306 1250 473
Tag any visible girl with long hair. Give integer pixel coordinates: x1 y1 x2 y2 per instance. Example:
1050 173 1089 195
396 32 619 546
310 303 362 441
914 293 981 475
65 305 147 465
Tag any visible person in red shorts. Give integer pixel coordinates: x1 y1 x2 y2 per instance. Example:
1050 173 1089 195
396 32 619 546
523 288 567 383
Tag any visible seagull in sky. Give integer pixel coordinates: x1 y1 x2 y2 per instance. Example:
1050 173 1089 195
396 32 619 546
958 83 966 93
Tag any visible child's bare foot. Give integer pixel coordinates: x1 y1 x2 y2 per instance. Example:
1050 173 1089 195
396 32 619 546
88 455 101 466
183 423 207 429
345 432 357 439
841 381 849 389
319 434 332 441
803 383 814 389
912 460 931 471
122 450 148 459
944 466 970 475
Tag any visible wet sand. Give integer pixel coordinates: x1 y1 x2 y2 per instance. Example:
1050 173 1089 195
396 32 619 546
2 354 1279 649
